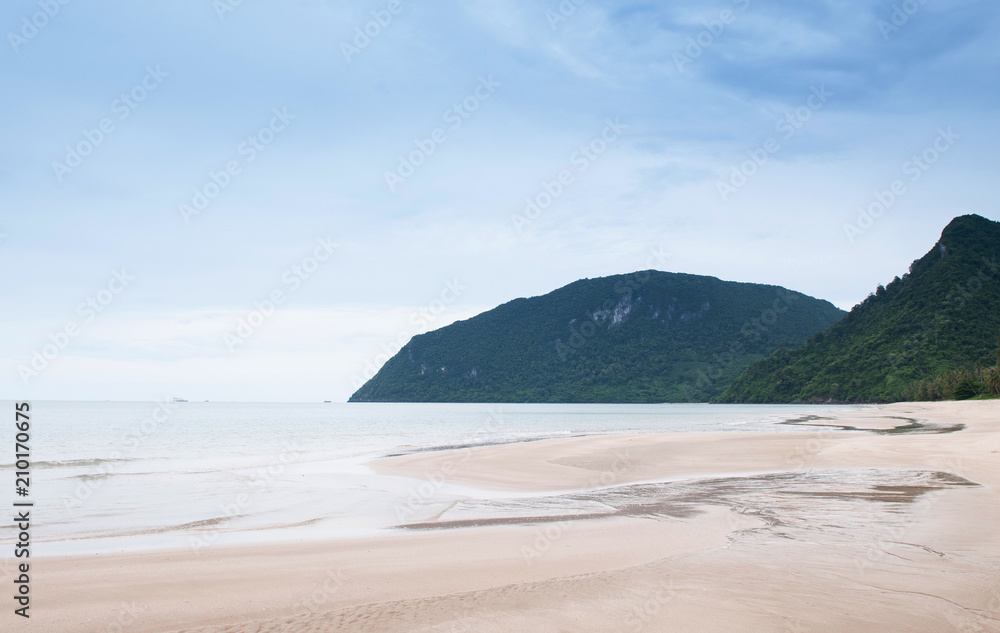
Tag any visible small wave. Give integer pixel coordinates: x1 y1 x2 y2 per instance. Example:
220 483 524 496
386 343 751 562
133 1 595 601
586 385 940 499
54 515 247 541
242 517 324 532
0 457 138 469
64 472 115 482
32 515 326 544
384 433 586 458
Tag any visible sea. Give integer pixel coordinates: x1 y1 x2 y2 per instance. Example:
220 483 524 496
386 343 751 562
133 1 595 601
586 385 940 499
1 401 867 556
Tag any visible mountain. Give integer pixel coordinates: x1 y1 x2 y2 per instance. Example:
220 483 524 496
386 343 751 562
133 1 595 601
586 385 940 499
717 214 1000 403
349 271 845 403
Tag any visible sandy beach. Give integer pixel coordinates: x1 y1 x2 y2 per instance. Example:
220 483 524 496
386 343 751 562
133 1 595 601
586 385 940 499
11 401 1000 632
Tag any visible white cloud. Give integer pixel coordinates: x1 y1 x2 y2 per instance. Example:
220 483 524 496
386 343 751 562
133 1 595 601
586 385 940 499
2 305 487 402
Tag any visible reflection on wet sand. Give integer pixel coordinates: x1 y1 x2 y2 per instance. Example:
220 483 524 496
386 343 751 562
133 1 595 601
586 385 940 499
398 469 978 531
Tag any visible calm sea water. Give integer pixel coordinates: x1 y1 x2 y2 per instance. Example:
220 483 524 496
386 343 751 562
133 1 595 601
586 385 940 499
1 401 866 556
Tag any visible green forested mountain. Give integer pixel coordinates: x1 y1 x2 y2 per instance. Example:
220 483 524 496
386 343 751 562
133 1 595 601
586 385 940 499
349 271 844 403
717 214 1000 403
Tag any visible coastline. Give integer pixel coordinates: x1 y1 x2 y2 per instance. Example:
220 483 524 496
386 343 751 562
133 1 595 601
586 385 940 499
10 401 1000 632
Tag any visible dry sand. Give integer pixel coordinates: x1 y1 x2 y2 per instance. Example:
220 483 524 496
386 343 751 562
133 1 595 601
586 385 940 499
9 401 1000 632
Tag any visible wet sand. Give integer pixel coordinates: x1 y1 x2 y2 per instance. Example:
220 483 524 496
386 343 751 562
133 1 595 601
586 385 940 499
9 401 1000 632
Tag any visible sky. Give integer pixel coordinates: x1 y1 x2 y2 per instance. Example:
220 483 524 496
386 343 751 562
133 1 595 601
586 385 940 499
1 0 998 402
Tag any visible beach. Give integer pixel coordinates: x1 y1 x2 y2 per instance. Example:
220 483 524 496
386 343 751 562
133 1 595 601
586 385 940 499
12 401 1000 632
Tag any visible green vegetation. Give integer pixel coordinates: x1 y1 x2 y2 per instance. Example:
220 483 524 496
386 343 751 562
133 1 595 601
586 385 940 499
350 271 844 403
904 348 1000 401
717 215 1000 403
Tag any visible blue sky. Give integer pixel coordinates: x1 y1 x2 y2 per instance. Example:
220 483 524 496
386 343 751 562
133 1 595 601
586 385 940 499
1 0 998 401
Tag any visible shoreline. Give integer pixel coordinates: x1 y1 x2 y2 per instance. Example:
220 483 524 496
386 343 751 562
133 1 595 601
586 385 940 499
6 401 999 632
370 403 985 493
